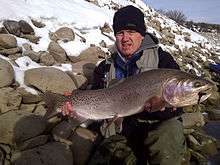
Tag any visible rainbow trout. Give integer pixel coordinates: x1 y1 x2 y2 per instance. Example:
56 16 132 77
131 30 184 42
43 69 214 120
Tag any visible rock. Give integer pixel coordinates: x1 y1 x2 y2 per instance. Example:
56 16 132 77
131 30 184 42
23 50 40 62
39 51 55 66
0 34 17 49
0 58 14 87
208 108 220 120
3 20 21 36
48 41 67 63
78 46 106 64
11 142 73 165
66 71 88 89
0 46 22 56
20 34 40 44
70 127 98 165
22 43 32 51
86 0 99 6
31 19 46 28
0 149 4 165
99 40 107 48
52 120 74 144
20 104 36 113
18 20 35 35
16 87 42 104
33 103 46 116
0 87 22 113
24 67 76 94
0 144 11 155
71 60 96 84
0 110 47 146
17 135 49 151
181 112 205 128
49 27 75 42
0 27 8 34
100 23 112 33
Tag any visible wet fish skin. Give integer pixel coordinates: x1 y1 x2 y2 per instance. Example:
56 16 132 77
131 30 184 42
43 69 214 120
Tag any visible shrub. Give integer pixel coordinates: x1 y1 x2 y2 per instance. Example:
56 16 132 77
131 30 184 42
157 9 187 25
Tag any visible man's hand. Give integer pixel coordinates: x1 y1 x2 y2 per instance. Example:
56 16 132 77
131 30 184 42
144 96 176 112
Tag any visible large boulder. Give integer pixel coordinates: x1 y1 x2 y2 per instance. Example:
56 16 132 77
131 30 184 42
0 110 46 146
24 67 77 94
0 58 14 87
18 20 35 35
49 27 75 42
78 46 106 64
11 142 73 165
0 87 22 113
48 41 67 63
3 20 21 36
0 34 17 49
71 60 96 84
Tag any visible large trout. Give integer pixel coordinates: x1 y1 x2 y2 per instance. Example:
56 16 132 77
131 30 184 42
43 69 214 120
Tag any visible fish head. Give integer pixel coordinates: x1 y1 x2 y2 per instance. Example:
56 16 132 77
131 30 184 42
162 76 214 107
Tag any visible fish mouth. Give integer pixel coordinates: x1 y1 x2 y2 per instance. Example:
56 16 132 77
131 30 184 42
197 87 213 104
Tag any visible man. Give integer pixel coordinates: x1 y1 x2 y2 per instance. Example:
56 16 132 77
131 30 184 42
89 5 186 165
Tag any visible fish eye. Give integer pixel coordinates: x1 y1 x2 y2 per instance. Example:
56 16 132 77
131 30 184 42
194 81 202 88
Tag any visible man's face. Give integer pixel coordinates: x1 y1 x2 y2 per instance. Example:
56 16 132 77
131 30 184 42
115 30 144 59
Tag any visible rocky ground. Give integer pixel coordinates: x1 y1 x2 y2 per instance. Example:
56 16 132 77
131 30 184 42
200 32 220 49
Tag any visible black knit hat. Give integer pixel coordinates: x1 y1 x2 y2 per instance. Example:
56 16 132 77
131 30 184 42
113 5 146 36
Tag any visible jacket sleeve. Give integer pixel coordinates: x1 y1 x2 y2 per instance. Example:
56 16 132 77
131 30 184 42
91 60 109 90
158 47 180 70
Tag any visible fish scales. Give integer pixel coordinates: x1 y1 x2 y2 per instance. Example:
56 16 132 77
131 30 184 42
43 69 214 120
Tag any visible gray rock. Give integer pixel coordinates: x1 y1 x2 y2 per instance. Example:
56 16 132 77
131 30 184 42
11 142 73 165
8 53 22 61
70 127 97 165
17 135 49 151
100 23 112 33
48 41 67 63
0 34 17 49
0 27 7 34
49 27 75 42
0 110 47 147
18 20 35 35
20 34 40 44
0 58 14 87
23 50 40 62
181 112 205 128
3 20 21 36
16 87 42 104
78 46 106 64
22 43 32 51
33 104 46 116
0 47 22 56
66 71 88 89
0 87 22 113
0 148 4 165
39 51 55 66
20 104 36 113
52 120 73 140
24 67 76 94
72 60 96 84
31 19 46 28
0 144 11 155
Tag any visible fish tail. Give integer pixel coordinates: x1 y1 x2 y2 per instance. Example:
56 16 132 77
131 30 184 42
41 91 67 119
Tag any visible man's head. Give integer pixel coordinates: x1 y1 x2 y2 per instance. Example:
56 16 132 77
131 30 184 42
113 5 146 59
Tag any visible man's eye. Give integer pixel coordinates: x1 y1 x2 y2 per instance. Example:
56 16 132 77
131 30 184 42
116 31 123 36
127 30 136 34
